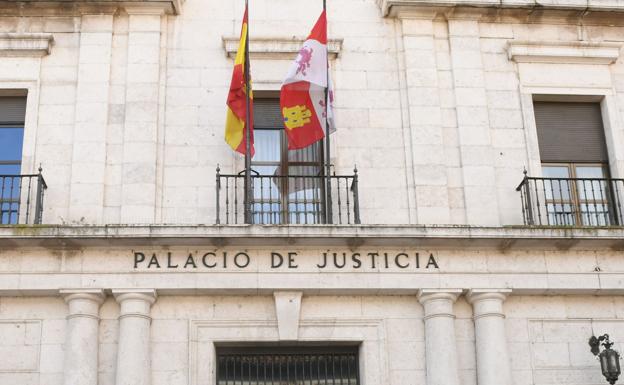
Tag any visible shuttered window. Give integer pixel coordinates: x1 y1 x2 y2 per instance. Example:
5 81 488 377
534 102 608 163
0 96 27 175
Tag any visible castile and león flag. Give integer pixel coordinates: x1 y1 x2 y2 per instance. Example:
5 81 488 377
280 10 335 150
224 3 334 155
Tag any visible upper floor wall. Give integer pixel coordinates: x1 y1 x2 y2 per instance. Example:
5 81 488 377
1 0 623 227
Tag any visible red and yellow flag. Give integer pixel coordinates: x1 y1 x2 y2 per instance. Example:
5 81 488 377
280 11 335 150
225 7 254 156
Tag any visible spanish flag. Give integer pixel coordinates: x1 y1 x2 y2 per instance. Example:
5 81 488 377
225 6 254 156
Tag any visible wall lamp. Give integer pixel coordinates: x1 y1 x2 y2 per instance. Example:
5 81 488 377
590 334 621 385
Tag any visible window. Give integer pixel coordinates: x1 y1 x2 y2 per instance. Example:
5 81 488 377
216 346 360 385
534 101 615 225
251 98 325 224
0 96 27 224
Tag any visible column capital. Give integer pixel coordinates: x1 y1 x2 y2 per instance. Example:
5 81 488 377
418 289 462 304
466 289 511 304
418 289 462 320
466 289 511 320
113 289 157 320
60 289 105 320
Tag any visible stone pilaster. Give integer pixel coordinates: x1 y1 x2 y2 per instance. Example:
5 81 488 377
467 290 513 385
418 289 462 385
113 289 157 385
69 14 114 223
398 14 451 224
447 17 500 225
120 8 164 223
60 289 105 385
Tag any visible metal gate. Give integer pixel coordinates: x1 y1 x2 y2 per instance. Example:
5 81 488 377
216 346 360 385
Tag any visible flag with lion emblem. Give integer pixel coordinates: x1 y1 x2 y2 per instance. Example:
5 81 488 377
280 11 335 150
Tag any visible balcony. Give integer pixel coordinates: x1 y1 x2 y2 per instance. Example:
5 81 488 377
516 172 623 227
216 167 361 225
0 171 47 225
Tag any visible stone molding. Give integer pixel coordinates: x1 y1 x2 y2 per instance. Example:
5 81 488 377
0 33 53 57
0 0 183 16
508 41 622 65
189 317 385 385
2 224 624 249
222 37 343 60
379 0 624 17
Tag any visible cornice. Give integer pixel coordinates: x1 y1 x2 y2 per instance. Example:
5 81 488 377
0 0 183 16
380 0 624 16
0 33 53 57
508 41 622 65
222 37 344 60
1 224 624 250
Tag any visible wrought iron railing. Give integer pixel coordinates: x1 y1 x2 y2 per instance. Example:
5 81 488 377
0 169 47 225
516 172 624 226
216 167 361 225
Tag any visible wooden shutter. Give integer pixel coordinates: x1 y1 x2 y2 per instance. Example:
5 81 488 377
0 97 26 125
253 98 283 129
534 102 608 163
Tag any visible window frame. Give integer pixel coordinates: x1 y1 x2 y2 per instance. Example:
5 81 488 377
250 97 326 224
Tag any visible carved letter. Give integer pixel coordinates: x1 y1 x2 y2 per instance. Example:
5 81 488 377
147 253 160 268
272 252 284 268
202 252 217 268
167 252 178 268
184 253 197 268
426 253 439 269
288 252 298 269
234 252 250 268
395 253 409 269
352 253 362 268
134 252 145 268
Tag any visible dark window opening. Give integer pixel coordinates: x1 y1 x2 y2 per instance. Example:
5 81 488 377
216 346 360 385
0 96 26 224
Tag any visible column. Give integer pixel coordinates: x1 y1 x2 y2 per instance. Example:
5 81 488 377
113 289 157 385
120 8 164 223
60 289 105 385
418 289 462 385
467 290 513 385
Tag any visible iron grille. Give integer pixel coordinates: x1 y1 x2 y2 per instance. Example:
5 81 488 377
216 346 360 385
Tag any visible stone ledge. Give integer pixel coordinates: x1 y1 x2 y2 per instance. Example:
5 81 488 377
0 0 183 16
222 37 343 60
0 33 54 57
379 0 624 16
1 224 623 250
508 41 622 65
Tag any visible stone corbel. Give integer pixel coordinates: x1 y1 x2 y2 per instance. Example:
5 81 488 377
508 41 622 65
222 37 343 60
0 33 54 57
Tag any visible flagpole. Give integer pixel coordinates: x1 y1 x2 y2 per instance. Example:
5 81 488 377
323 0 333 224
244 0 252 224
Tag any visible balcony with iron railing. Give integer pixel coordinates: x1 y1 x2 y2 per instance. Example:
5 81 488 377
516 170 624 227
0 168 47 225
216 166 361 225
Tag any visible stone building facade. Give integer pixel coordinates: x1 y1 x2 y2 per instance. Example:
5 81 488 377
0 0 623 385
